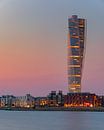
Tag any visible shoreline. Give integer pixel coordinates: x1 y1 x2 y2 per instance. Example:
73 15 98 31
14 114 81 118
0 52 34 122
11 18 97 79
1 107 104 112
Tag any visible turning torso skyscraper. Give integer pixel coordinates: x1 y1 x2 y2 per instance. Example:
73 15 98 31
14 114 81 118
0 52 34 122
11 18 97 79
68 15 86 93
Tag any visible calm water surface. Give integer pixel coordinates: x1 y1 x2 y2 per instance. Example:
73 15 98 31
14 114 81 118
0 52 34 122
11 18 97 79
0 111 104 130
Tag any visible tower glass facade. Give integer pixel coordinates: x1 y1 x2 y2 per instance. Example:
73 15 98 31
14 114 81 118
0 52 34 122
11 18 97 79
68 15 86 93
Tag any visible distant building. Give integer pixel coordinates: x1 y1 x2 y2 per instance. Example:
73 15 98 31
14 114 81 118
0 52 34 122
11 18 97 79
64 93 101 107
47 91 64 107
57 90 64 106
0 95 16 107
35 97 48 107
98 96 104 107
14 94 35 108
48 91 57 107
68 15 86 93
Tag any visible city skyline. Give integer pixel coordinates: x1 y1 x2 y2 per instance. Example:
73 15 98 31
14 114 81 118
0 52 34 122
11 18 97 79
0 0 104 96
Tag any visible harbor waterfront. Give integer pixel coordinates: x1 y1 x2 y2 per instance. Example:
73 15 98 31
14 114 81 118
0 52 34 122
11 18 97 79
0 111 104 130
1 106 104 112
0 91 104 110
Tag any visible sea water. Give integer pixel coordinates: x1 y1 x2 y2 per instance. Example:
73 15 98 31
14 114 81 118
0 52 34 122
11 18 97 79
0 111 104 130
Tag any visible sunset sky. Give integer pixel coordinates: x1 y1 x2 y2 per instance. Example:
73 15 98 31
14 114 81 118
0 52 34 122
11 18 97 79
0 0 104 96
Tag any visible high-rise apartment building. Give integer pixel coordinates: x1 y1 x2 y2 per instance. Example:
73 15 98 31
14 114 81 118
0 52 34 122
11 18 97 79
68 15 86 93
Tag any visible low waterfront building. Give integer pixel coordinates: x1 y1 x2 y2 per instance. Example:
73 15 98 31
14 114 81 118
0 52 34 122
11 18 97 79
0 95 16 107
48 91 57 107
14 94 35 108
35 97 48 107
98 96 104 107
57 91 64 106
64 93 101 107
47 91 64 107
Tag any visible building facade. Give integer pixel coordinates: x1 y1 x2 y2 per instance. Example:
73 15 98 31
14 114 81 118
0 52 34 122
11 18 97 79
0 95 16 107
14 94 35 108
64 93 101 107
68 15 86 93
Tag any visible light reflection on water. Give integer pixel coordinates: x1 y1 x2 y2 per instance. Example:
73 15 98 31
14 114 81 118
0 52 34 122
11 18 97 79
0 111 104 130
